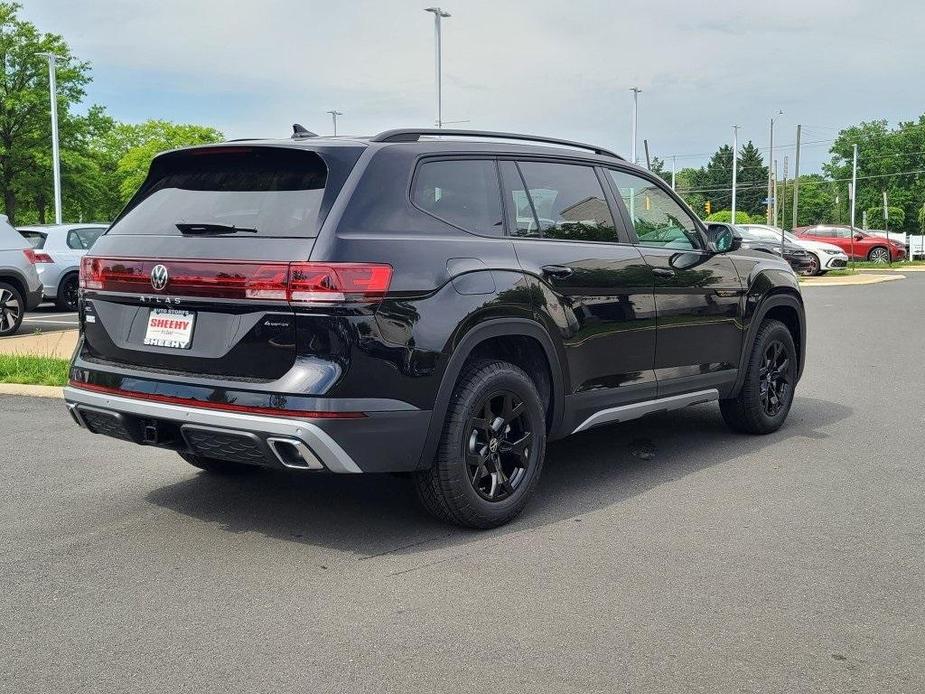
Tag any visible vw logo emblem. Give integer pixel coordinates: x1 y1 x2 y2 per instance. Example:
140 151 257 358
150 264 169 291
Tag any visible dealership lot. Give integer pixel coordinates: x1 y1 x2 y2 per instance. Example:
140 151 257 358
2 277 924 693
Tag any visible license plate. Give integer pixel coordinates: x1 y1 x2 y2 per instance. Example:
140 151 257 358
144 309 196 349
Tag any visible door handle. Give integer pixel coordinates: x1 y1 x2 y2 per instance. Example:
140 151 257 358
652 267 675 278
541 264 574 280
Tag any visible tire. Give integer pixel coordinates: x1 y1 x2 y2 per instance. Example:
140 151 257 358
867 246 890 263
414 359 547 529
0 282 25 337
806 253 821 276
179 452 262 475
55 274 79 312
720 319 797 435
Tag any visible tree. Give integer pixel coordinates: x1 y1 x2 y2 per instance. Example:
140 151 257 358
649 156 671 185
825 118 925 233
735 141 768 216
705 210 758 224
864 205 905 228
0 2 91 223
110 120 224 201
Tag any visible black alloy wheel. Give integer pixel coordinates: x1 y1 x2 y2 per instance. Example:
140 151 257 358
465 390 534 502
57 274 80 312
759 340 792 417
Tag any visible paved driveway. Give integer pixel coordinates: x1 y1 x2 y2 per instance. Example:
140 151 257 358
2 276 923 693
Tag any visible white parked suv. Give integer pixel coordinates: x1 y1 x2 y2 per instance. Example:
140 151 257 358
18 223 108 311
0 214 44 336
739 224 849 275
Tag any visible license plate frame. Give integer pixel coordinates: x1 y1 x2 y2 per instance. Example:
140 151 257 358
143 308 196 350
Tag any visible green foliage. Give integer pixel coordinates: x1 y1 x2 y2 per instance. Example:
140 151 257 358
918 204 925 232
864 205 904 228
0 1 91 224
110 120 223 201
824 118 925 233
705 210 757 224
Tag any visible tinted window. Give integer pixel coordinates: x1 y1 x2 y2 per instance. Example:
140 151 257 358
511 161 617 242
19 231 46 249
412 159 503 235
67 227 105 250
607 170 701 250
111 148 329 238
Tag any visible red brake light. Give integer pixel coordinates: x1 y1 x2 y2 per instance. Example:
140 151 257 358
79 257 392 304
288 263 392 303
23 248 53 264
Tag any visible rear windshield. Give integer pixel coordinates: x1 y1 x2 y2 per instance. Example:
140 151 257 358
20 231 47 249
110 147 329 238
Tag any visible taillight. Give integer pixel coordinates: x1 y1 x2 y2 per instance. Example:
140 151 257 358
79 257 392 304
23 248 53 264
288 263 392 303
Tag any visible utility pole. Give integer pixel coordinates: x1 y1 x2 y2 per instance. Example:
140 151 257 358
767 110 782 224
630 87 642 164
883 190 891 266
671 155 676 191
773 160 779 227
792 124 801 229
850 143 858 262
731 125 739 223
781 155 789 231
643 139 651 170
424 7 451 128
37 52 63 224
326 110 343 136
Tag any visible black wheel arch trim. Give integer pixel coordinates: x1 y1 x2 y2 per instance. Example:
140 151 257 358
733 289 806 395
416 317 565 468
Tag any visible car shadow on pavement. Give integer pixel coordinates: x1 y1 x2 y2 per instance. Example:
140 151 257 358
145 396 852 558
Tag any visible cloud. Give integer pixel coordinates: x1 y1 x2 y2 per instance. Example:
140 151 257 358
21 0 925 172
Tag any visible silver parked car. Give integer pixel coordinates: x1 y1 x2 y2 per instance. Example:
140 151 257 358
0 214 44 336
17 223 108 311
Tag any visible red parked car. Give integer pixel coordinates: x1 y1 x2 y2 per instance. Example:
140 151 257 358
794 225 906 263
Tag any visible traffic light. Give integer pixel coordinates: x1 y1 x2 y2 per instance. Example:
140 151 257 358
704 200 712 216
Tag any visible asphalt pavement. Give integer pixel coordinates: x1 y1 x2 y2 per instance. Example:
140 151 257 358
2 276 924 693
4 304 79 338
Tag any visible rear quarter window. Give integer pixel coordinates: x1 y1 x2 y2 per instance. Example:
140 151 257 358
19 231 46 249
111 147 331 238
412 159 504 236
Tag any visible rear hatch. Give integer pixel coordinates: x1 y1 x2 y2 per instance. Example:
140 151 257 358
79 143 363 381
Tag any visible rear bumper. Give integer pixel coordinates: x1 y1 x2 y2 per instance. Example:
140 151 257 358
63 385 432 474
25 284 44 310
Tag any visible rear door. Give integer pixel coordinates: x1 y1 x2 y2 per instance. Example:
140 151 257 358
499 159 656 427
604 167 744 397
80 145 362 381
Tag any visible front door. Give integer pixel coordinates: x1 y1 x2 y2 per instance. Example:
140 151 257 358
498 159 657 430
604 167 745 398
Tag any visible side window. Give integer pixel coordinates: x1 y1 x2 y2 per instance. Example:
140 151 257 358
512 161 617 242
412 159 504 236
607 169 702 250
67 228 105 250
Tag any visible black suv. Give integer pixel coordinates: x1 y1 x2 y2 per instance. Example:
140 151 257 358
65 128 805 528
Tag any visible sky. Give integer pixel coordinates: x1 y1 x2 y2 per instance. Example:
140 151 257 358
21 0 925 175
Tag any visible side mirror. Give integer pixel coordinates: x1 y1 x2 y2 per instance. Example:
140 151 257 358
710 226 742 253
854 233 864 241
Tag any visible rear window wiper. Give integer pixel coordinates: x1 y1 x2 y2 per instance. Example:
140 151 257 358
176 223 258 235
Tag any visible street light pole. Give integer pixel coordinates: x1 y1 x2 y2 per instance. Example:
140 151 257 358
731 125 739 223
424 7 451 128
630 87 641 164
326 110 343 136
767 110 782 225
850 143 858 262
37 52 62 224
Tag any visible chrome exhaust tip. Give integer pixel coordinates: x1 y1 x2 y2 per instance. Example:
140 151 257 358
266 437 324 470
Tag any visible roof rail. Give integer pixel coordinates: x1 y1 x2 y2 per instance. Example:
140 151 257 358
369 129 623 159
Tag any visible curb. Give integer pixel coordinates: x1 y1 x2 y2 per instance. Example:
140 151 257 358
0 383 64 399
800 273 904 287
